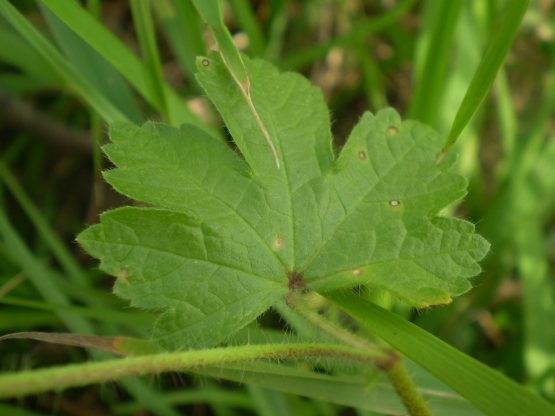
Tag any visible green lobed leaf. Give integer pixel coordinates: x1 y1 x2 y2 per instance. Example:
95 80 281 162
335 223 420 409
78 52 488 349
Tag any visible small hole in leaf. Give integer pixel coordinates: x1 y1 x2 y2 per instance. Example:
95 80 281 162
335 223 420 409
201 58 210 67
389 199 401 207
387 126 398 136
358 151 366 160
352 268 361 276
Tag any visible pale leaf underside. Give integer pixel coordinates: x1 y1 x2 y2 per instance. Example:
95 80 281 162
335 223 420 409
78 54 489 349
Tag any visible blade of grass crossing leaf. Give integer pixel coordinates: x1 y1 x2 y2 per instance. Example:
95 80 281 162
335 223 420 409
0 0 127 123
192 0 280 168
38 0 209 131
192 0 247 83
228 0 266 56
325 290 555 416
443 0 529 151
130 0 170 123
408 0 464 126
38 2 143 123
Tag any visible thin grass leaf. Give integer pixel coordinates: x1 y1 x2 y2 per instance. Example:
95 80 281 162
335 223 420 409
38 2 143 123
0 0 128 123
325 290 555 416
0 26 60 87
443 0 529 151
130 0 170 122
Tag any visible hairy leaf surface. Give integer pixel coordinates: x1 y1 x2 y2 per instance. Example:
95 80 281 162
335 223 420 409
78 53 489 349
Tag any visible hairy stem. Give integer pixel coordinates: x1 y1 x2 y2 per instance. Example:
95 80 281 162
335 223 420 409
385 359 432 416
0 343 386 399
290 295 431 416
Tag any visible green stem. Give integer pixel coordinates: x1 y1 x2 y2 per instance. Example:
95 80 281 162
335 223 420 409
0 343 386 399
290 295 431 416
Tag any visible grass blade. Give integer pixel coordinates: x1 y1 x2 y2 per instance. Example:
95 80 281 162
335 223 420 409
0 25 60 87
443 0 529 151
38 2 143 123
325 290 555 416
408 0 464 125
38 0 209 130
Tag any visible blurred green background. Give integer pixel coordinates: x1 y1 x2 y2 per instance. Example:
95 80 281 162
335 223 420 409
0 0 554 414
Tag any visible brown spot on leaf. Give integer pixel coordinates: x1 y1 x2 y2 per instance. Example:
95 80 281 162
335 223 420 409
388 126 398 136
389 199 401 207
358 151 367 160
201 58 210 67
352 268 361 276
